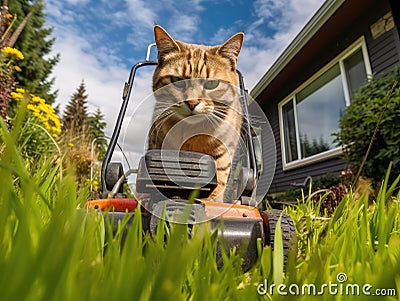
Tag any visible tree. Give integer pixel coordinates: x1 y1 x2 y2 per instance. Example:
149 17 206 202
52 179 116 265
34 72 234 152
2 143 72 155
335 65 400 184
60 80 91 191
8 0 59 104
1 0 33 49
0 70 14 120
87 108 107 161
62 80 88 131
60 83 107 195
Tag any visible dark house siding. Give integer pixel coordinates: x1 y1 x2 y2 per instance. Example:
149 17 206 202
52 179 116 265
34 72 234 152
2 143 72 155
368 30 400 74
262 0 400 194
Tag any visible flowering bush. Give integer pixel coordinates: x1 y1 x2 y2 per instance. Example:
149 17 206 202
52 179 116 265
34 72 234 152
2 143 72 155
0 4 23 119
0 46 23 119
1 46 24 61
9 89 61 160
0 46 23 76
11 88 61 138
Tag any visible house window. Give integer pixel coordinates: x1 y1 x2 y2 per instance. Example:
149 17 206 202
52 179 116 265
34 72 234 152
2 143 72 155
343 48 368 98
279 39 371 168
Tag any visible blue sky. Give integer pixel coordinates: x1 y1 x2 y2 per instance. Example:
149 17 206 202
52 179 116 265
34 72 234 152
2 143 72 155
45 0 323 135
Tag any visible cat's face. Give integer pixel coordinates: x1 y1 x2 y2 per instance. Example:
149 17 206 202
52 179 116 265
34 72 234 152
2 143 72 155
152 25 244 122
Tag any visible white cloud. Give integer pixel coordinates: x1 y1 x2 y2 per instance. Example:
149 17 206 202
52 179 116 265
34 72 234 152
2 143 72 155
168 14 200 41
253 0 286 19
45 1 75 23
126 0 157 28
208 27 237 45
66 0 91 5
122 0 206 48
50 31 129 136
238 0 323 89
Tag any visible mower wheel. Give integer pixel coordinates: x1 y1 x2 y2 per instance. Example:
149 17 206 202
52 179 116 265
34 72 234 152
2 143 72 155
262 209 297 260
105 162 124 192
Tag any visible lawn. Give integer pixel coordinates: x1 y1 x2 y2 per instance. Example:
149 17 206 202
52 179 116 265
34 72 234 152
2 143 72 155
1 110 399 301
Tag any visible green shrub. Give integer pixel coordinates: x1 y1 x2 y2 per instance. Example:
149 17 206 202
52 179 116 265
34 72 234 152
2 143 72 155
335 65 400 183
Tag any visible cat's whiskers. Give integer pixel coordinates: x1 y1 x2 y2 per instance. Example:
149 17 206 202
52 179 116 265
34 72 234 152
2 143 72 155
153 108 174 119
205 114 220 132
212 110 229 121
150 110 176 139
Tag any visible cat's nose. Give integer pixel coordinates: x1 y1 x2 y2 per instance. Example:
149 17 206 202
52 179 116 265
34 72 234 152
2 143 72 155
185 100 200 111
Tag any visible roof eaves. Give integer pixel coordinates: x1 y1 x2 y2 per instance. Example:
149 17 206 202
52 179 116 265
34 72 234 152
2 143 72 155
250 0 346 99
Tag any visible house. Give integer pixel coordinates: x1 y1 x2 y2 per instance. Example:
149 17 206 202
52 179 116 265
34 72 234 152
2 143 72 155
250 0 400 194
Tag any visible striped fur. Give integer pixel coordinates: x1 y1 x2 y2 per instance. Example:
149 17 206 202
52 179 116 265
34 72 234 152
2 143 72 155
149 25 244 202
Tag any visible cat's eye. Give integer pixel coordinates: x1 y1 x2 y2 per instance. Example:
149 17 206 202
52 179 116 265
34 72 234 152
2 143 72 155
204 79 220 90
171 76 186 88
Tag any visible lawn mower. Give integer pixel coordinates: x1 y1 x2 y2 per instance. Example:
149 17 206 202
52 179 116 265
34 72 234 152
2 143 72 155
86 44 297 270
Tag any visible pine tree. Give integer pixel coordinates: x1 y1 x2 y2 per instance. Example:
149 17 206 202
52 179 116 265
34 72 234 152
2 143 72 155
62 80 88 131
8 0 59 104
86 108 107 160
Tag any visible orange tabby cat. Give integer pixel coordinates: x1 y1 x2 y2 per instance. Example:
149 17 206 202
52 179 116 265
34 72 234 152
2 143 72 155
149 24 244 202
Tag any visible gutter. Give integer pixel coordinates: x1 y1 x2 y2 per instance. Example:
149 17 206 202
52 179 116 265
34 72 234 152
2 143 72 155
250 0 346 99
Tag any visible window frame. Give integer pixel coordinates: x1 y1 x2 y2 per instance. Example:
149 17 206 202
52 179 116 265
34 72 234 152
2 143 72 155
278 36 372 170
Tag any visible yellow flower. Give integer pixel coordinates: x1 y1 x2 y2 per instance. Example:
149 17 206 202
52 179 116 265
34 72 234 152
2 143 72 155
68 143 74 147
10 88 28 101
11 87 62 137
6 13 13 19
10 91 23 100
27 104 37 112
92 180 100 190
1 47 24 60
13 65 22 72
32 95 45 104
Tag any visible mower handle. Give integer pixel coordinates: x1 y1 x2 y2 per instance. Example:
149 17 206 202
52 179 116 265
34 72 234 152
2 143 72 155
146 43 157 61
101 60 158 195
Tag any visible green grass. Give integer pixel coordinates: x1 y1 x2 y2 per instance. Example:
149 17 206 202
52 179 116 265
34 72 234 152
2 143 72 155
1 108 400 300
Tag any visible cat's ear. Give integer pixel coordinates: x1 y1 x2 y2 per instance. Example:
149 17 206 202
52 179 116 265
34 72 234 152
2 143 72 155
216 32 244 65
154 24 180 59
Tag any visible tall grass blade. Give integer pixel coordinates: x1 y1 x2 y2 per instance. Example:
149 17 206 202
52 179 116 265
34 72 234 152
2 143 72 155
273 214 284 284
